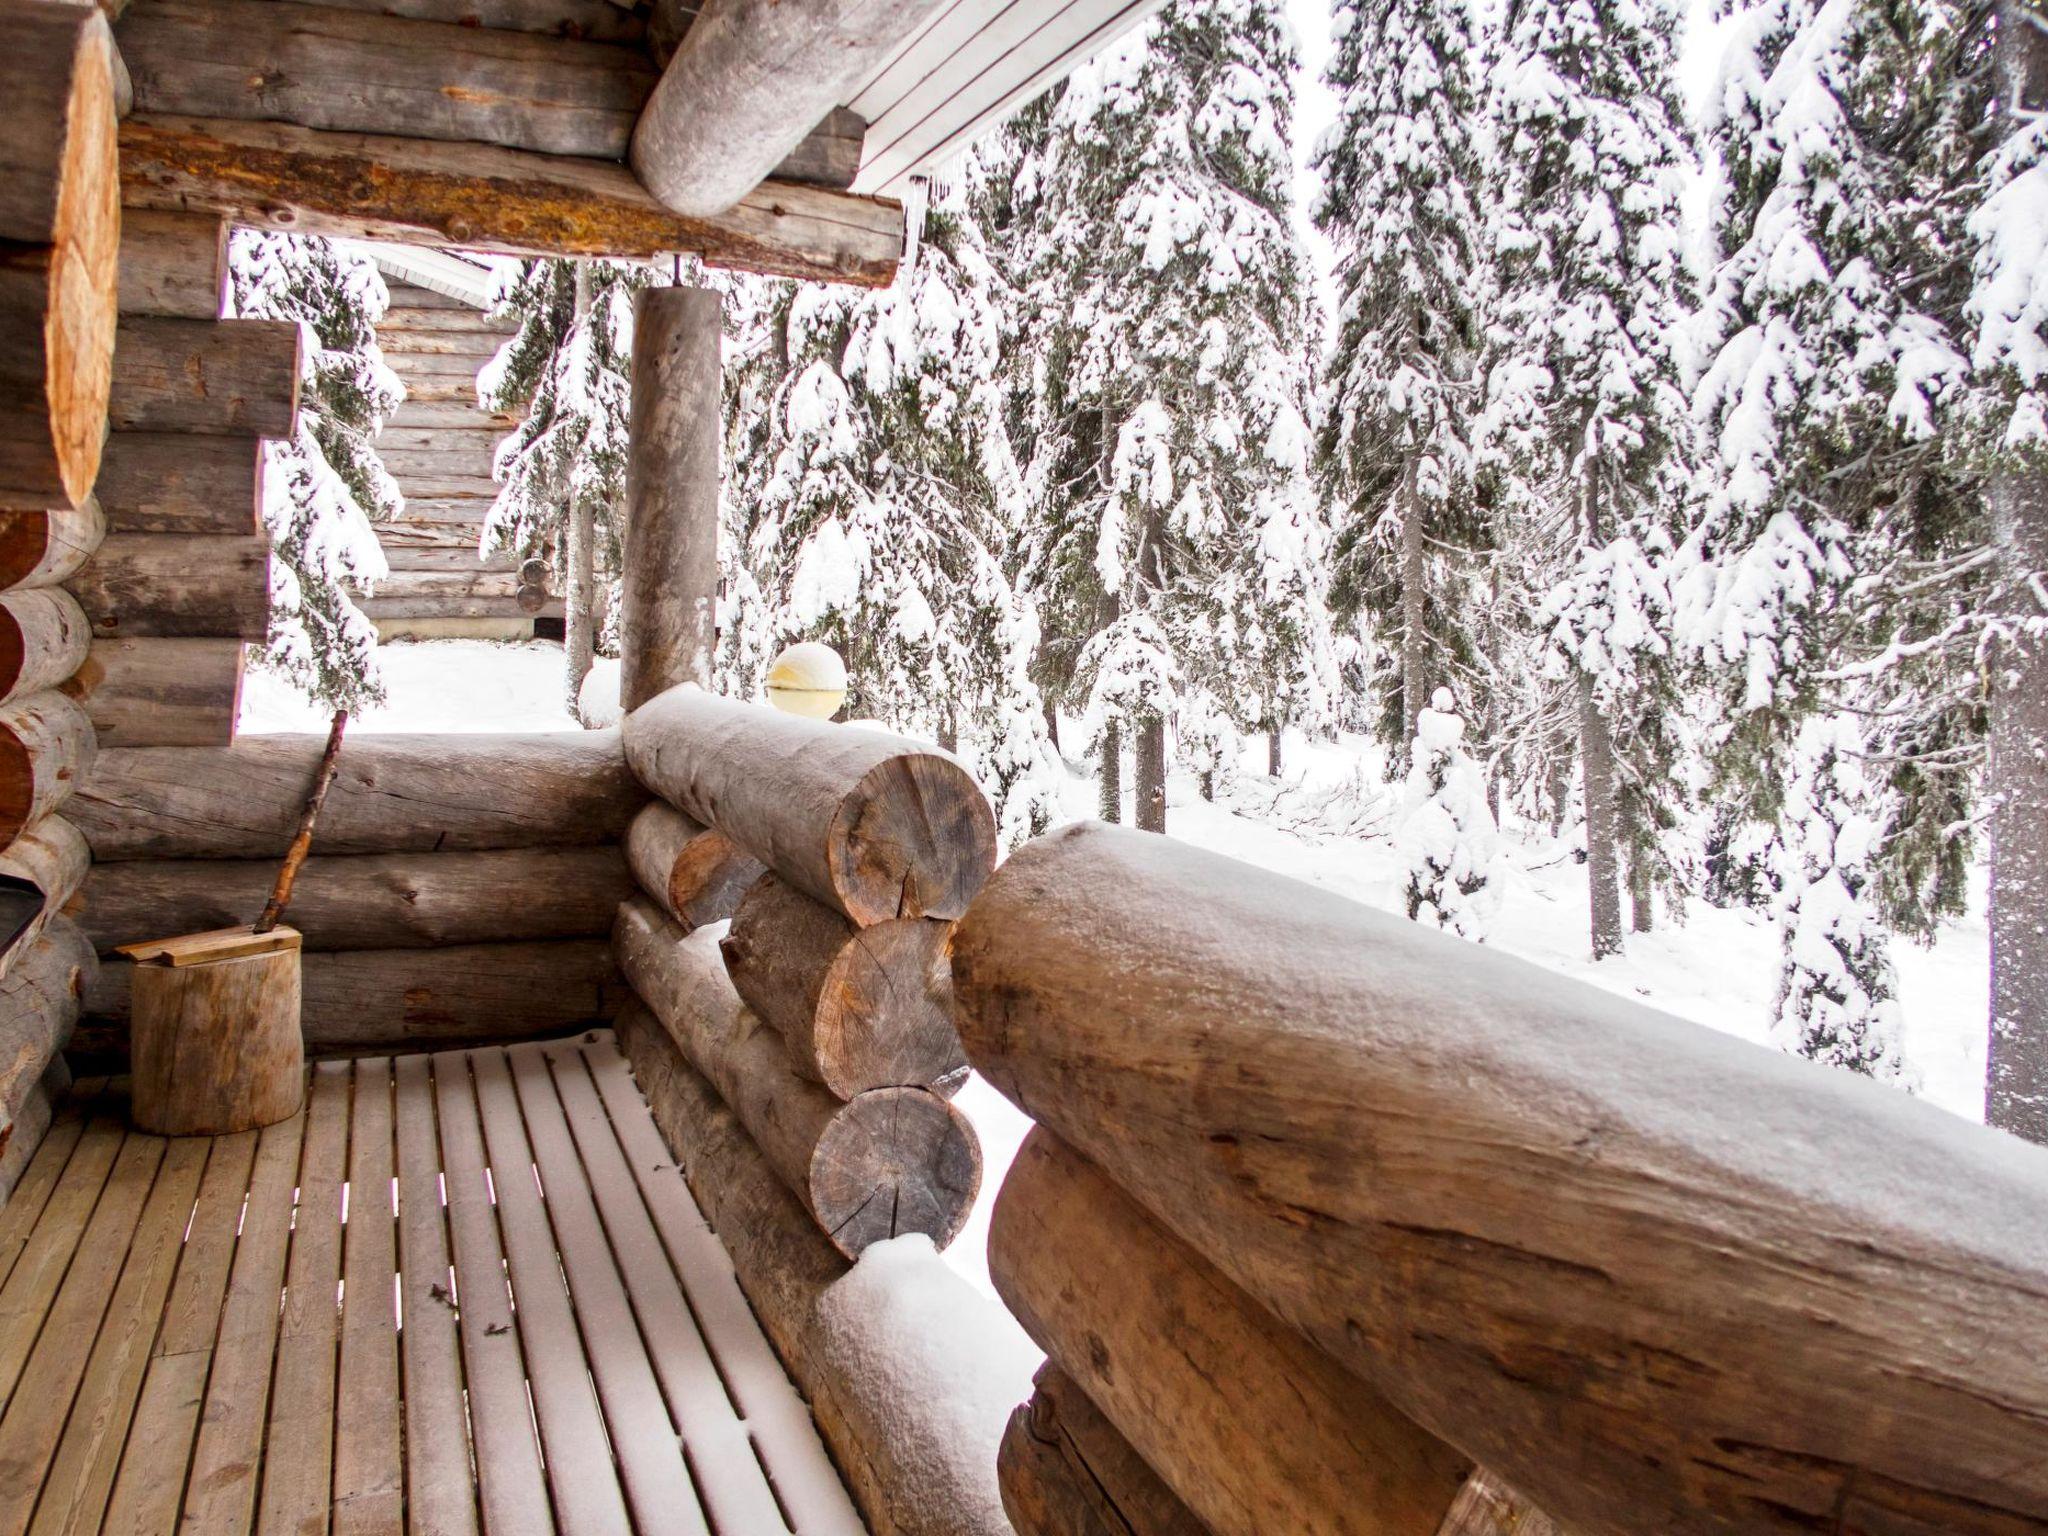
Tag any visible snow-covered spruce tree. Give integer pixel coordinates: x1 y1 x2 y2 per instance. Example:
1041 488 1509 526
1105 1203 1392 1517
1967 0 2048 1139
1003 0 1328 828
717 178 1063 847
1396 687 1504 941
480 258 649 715
227 230 398 712
1314 0 1493 761
1481 0 1699 957
1768 712 1909 1081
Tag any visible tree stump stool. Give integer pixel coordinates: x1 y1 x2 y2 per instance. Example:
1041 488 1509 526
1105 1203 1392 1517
118 924 304 1135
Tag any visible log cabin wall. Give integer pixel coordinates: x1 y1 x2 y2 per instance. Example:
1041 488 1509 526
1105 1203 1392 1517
358 271 552 638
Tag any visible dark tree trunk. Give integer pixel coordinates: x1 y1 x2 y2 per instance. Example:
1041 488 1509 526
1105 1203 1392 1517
1199 771 1215 803
1578 469 1623 960
1135 714 1166 834
1099 720 1122 825
1267 726 1281 778
937 714 957 754
1399 458 1427 755
1042 698 1060 754
1625 796 1654 935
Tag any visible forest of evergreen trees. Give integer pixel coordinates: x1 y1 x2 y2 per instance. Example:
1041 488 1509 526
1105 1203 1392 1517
246 0 2048 1137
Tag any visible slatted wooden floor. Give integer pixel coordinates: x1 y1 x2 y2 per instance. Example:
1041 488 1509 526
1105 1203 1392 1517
0 1034 865 1536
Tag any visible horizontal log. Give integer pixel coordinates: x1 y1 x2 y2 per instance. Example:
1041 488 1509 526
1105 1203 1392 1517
108 314 302 438
771 106 866 194
121 0 655 159
998 1363 1207 1536
623 800 761 932
307 0 646 42
613 1003 1018 1536
66 532 271 638
0 691 95 853
624 687 996 926
74 729 642 859
0 918 95 1143
116 206 226 318
0 3 118 508
385 403 519 431
93 431 262 534
380 546 519 574
721 873 963 1098
373 428 512 458
61 636 243 747
995 1127 1473 1536
0 501 105 591
378 311 516 338
0 589 92 704
361 592 561 620
80 845 631 952
83 936 623 1053
614 897 979 1256
120 115 903 286
952 820 2048 1536
0 816 90 981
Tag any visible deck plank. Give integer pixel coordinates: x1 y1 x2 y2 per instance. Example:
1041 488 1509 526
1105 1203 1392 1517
19 1136 210 1536
392 1055 480 1536
333 1060 402 1536
431 1052 554 1536
468 1048 633 1536
0 1131 171 1535
506 1045 708 1536
544 1043 788 1536
258 1060 353 1536
180 1103 309 1536
587 1043 863 1536
99 1129 260 1536
0 1110 128 1411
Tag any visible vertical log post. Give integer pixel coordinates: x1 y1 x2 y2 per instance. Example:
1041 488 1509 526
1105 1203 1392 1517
621 285 720 712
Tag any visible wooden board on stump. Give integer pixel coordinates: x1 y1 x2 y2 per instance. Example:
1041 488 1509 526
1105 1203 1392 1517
120 923 304 1135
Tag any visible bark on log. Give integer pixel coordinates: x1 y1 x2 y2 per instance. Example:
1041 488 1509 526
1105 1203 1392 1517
0 918 94 1143
61 636 243 747
998 1363 1208 1536
127 929 305 1135
614 897 979 1256
0 816 89 981
65 531 270 637
0 691 95 852
308 0 646 40
721 873 963 1098
119 0 655 159
81 845 631 952
120 114 904 286
995 1128 1473 1536
0 500 105 591
108 314 302 438
623 687 997 925
73 729 643 859
82 936 622 1054
0 589 92 704
614 1001 1015 1536
620 287 719 710
629 0 942 218
623 800 762 931
952 821 2048 1536
94 431 262 534
0 1056 70 1204
115 206 226 318
0 3 119 509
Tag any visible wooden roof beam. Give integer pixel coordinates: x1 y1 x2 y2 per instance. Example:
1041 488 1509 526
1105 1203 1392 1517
119 115 903 286
630 0 947 219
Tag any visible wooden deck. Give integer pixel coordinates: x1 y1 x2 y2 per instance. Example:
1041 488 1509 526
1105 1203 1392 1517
0 1035 865 1536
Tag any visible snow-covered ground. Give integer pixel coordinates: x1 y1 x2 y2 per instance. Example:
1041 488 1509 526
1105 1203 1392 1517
242 640 1993 1304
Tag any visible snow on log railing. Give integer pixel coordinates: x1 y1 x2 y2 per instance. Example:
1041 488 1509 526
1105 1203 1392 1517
951 819 2048 1536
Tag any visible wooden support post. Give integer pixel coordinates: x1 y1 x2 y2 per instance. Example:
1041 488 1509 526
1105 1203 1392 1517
623 800 762 932
614 896 979 1256
622 687 997 925
721 871 963 1098
123 925 305 1135
621 285 720 712
952 820 2048 1536
0 1 119 509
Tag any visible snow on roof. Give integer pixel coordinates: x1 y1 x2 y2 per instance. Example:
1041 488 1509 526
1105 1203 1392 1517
344 241 510 309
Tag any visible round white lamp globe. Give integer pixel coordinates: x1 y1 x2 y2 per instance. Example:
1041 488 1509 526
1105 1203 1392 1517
765 641 848 719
